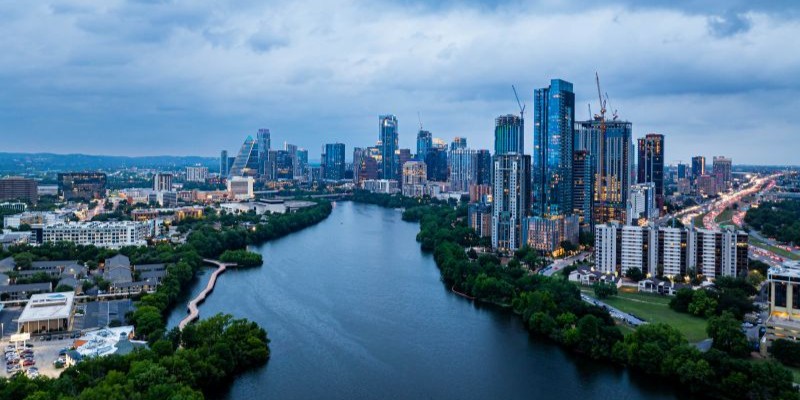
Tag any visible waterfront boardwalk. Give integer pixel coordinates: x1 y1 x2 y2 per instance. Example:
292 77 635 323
178 259 237 330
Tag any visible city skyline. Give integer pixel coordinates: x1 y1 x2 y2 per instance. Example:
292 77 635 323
1 1 799 164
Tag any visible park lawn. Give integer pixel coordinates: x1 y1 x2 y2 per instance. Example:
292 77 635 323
715 208 734 225
582 288 709 343
750 237 800 261
693 211 708 228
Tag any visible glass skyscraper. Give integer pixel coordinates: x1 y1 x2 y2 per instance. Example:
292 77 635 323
533 79 575 217
229 135 259 177
257 128 271 175
379 115 399 179
494 115 524 155
416 130 432 160
322 143 346 181
637 133 665 211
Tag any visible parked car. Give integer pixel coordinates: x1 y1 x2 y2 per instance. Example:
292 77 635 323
22 360 35 367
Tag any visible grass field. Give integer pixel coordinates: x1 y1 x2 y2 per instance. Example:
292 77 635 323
693 211 708 228
715 208 735 225
582 287 709 343
749 237 800 261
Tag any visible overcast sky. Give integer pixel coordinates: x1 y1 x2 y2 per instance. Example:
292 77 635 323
1 0 799 164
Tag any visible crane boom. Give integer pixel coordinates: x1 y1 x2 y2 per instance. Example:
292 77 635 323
512 85 526 119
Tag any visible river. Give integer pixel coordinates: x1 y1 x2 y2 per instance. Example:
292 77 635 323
167 202 678 400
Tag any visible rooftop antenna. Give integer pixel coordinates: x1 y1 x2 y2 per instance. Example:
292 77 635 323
417 112 423 131
512 85 526 120
588 103 592 120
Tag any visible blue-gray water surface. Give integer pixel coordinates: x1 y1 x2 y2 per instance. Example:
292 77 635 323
168 202 678 400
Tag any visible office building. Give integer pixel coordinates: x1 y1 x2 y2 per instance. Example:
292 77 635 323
637 133 665 211
448 149 480 192
627 182 657 226
713 156 732 191
227 176 255 200
17 292 75 334
469 184 492 203
691 156 706 182
533 79 575 218
186 166 208 183
229 136 260 177
257 128 271 175
295 149 309 181
677 163 688 180
355 147 381 183
495 115 524 155
697 174 717 195
153 173 173 192
491 154 531 252
475 150 492 186
416 130 433 160
220 150 229 176
575 120 633 225
58 172 107 201
0 177 38 204
265 150 294 181
450 137 467 151
572 150 593 227
425 147 449 182
379 115 399 179
322 143 346 181
594 223 747 278
763 262 800 352
362 179 399 194
34 221 152 248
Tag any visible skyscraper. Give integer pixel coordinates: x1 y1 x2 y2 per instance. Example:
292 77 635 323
691 156 706 181
533 79 575 217
295 149 309 181
322 143 346 181
153 173 173 192
575 119 633 225
450 137 467 151
425 147 449 182
491 154 531 252
572 150 593 226
475 149 492 186
448 149 478 192
257 129 271 175
494 115 524 155
229 136 260 177
713 156 732 191
220 150 229 176
637 133 665 211
379 115 399 179
416 130 432 160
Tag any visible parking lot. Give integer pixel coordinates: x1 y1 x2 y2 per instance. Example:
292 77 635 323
2 335 78 379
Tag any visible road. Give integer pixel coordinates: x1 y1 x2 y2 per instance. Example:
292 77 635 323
539 251 590 277
580 293 646 326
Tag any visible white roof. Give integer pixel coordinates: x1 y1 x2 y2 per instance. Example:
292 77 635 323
18 292 75 323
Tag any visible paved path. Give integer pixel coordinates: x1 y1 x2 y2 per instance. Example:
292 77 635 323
539 251 590 277
580 293 646 326
178 259 237 330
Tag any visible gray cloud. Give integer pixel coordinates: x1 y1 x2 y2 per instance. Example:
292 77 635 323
0 0 798 165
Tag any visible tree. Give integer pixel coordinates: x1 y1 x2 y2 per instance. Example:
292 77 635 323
707 311 751 358
769 339 800 367
559 240 578 254
13 252 34 269
625 267 645 282
54 284 74 293
593 281 617 299
669 288 694 313
688 289 717 318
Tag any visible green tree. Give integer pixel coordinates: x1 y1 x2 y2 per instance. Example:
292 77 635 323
707 311 751 357
625 267 645 282
593 281 617 299
769 339 800 367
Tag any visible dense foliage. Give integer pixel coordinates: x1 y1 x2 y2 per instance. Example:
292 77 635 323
352 193 798 400
0 313 269 400
745 200 800 244
669 277 757 320
770 339 800 368
219 249 263 267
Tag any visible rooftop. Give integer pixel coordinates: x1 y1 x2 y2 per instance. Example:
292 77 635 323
18 292 75 323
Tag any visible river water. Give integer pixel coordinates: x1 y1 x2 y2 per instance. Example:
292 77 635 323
167 202 677 400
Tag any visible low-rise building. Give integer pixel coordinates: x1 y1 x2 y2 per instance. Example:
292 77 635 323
3 211 65 229
361 179 399 194
763 261 800 352
0 282 53 301
17 292 75 334
33 221 153 248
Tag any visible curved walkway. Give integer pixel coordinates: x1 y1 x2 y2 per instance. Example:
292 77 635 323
178 259 237 330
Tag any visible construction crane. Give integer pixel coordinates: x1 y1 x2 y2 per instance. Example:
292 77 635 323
512 85 526 120
588 103 592 120
595 72 608 214
417 112 423 131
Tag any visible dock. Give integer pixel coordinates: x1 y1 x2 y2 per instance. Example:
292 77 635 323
178 259 237 330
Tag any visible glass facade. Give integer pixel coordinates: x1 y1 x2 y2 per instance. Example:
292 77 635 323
494 115 524 156
379 115 399 180
533 79 575 217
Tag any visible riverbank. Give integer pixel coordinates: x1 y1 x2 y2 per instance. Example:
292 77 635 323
178 259 235 329
351 194 798 400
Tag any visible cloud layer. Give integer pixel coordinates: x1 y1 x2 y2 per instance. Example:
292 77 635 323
1 0 799 164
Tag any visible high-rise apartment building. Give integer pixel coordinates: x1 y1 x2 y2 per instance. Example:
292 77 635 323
424 147 449 182
572 150 593 227
491 154 531 252
533 79 575 218
322 143 346 181
58 173 107 201
379 115 399 179
627 182 657 226
220 150 229 176
448 149 480 192
0 177 38 204
153 173 173 192
475 150 492 186
637 133 665 211
295 149 309 181
401 161 427 197
575 120 633 225
494 115 524 155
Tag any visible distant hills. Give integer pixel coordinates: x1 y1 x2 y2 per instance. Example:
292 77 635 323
0 152 217 173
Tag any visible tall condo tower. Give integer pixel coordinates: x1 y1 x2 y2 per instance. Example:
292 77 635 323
533 79 575 217
379 115 399 179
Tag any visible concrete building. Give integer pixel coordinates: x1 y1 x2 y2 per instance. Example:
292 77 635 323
402 161 427 197
153 173 173 191
697 174 718 195
0 177 38 204
58 172 107 201
227 176 254 200
17 292 75 334
572 150 593 228
186 166 208 182
627 183 657 226
34 221 152 248
3 211 64 229
468 202 492 238
523 215 579 254
713 156 732 191
362 179 399 194
763 262 800 351
448 149 480 192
